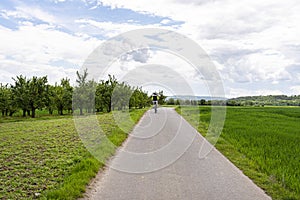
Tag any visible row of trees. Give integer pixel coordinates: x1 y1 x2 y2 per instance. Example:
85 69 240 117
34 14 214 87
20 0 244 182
0 75 74 118
165 96 300 107
166 98 226 106
228 95 300 106
72 69 152 115
0 70 152 118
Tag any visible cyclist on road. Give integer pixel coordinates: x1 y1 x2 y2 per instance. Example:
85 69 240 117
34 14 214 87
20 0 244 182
152 92 158 113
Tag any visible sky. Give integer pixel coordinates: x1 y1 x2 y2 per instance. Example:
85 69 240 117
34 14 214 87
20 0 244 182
0 0 300 98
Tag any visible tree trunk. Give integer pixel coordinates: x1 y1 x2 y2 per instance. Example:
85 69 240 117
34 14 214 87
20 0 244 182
9 111 14 116
80 107 83 115
22 109 26 117
31 108 35 118
27 110 30 116
59 108 63 115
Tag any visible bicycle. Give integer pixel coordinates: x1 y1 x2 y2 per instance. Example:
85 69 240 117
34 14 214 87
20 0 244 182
153 101 158 113
152 92 158 113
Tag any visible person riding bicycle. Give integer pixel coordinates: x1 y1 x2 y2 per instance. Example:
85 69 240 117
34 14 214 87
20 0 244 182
152 92 158 113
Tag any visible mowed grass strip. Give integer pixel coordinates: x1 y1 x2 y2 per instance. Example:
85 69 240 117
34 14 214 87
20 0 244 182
177 106 300 200
0 109 147 199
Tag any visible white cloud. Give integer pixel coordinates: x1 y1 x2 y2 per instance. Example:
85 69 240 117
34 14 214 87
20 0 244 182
160 19 171 25
222 51 293 83
103 49 209 96
227 88 284 98
53 0 67 3
0 59 77 85
0 22 101 84
0 23 100 64
98 0 300 93
290 86 300 95
74 18 177 38
1 0 300 96
1 5 57 24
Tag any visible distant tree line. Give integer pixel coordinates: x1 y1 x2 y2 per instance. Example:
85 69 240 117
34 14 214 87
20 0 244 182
0 70 151 118
227 95 300 106
165 95 300 107
165 98 226 106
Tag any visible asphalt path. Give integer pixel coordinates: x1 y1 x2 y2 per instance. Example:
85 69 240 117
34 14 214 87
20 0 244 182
83 107 271 200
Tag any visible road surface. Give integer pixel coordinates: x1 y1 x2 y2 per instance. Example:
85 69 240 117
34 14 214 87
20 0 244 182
83 107 271 200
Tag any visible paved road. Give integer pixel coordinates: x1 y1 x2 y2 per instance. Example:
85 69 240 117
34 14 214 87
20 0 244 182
84 108 271 200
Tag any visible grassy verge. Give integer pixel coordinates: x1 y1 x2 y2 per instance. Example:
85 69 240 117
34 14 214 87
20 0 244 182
176 106 300 200
0 108 148 199
0 114 74 124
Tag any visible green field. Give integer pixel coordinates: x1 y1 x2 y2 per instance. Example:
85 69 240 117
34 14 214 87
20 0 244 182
0 109 147 199
177 106 300 200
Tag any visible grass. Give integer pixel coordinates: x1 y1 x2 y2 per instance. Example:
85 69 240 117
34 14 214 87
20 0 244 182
0 108 148 199
176 106 300 200
0 110 73 123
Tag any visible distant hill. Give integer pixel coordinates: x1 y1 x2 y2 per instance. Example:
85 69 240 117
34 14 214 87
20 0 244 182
165 95 227 106
166 95 227 101
165 95 300 106
227 95 300 106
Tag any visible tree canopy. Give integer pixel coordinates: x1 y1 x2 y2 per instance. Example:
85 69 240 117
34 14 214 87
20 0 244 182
0 70 151 117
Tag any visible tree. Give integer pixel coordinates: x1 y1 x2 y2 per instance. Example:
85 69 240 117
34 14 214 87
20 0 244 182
129 87 150 109
1 73 154 117
111 82 132 110
61 78 73 114
184 99 191 105
158 90 167 105
11 75 30 117
106 75 118 112
53 78 74 115
129 88 138 109
200 99 206 105
12 75 48 118
0 84 16 116
45 84 56 115
0 84 7 116
85 80 97 113
226 100 236 106
167 98 175 105
97 75 118 113
73 69 89 115
95 81 105 112
0 84 8 116
27 76 48 118
54 84 64 115
137 87 149 108
73 69 97 115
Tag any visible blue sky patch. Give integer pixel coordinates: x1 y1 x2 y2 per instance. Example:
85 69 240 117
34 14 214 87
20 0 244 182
0 0 182 39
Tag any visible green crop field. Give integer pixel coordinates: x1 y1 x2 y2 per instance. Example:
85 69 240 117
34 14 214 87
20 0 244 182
0 109 147 199
177 106 300 200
